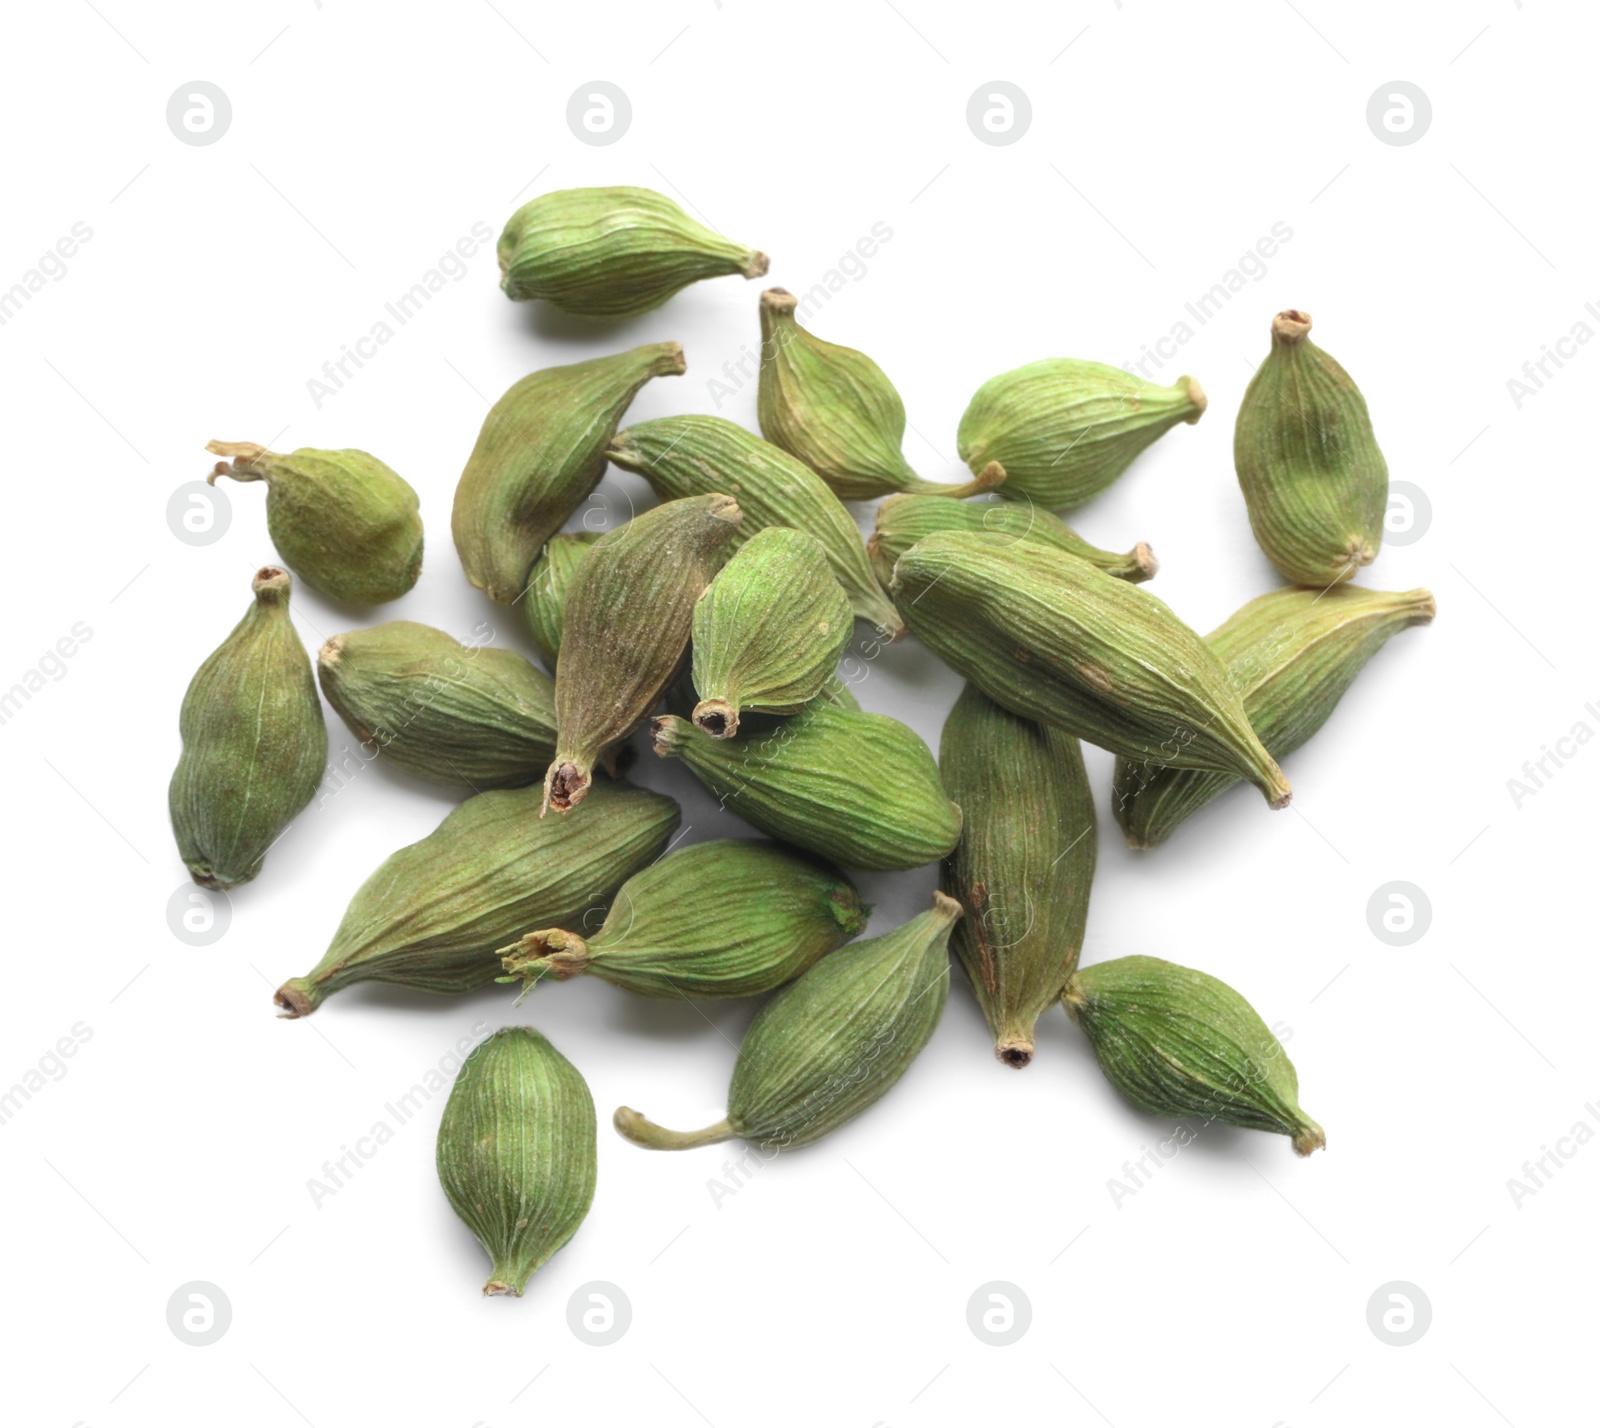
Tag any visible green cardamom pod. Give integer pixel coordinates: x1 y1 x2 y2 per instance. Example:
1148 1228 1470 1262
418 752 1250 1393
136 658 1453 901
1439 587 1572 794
1234 310 1389 586
436 1026 596 1296
317 621 556 790
169 567 327 890
651 704 961 871
606 414 906 640
452 343 685 604
1114 585 1436 847
274 780 679 1017
940 683 1095 1068
546 494 741 813
206 442 423 605
690 526 854 738
499 839 868 1000
891 532 1291 806
1063 956 1325 1155
614 892 959 1151
498 186 768 318
521 531 600 670
956 360 1206 510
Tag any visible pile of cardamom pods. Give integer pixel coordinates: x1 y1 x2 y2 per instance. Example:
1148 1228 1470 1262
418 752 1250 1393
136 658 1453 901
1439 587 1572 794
169 185 1433 1296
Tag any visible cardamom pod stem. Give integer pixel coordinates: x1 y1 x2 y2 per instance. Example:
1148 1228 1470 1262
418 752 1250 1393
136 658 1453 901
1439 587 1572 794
521 531 601 671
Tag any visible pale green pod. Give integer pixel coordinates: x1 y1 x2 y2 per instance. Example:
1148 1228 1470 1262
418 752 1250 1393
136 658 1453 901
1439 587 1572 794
317 621 556 790
436 1027 596 1296
498 186 768 318
1114 586 1436 847
1234 310 1389 586
207 441 423 604
452 343 685 604
605 415 906 639
521 531 601 671
273 780 679 1016
1064 956 1325 1155
891 532 1291 807
614 892 959 1150
940 683 1096 1069
168 567 327 890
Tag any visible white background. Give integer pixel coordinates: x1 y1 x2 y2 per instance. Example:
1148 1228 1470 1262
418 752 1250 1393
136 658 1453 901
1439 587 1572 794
2 2 1592 1424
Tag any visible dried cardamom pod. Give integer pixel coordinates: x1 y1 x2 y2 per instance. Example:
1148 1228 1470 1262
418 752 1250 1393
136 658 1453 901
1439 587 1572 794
317 621 556 790
606 415 906 639
452 343 685 604
274 780 679 1017
1064 956 1325 1155
436 1026 596 1296
498 186 767 318
522 531 600 670
169 567 326 890
890 532 1291 806
690 526 854 738
940 683 1095 1068
652 704 961 871
1235 310 1389 586
956 360 1205 510
546 494 741 813
1114 585 1436 847
206 442 423 604
614 892 959 1150
499 839 868 1000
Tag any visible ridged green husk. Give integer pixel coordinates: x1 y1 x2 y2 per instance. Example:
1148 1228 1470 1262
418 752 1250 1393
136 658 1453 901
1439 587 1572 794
956 359 1205 510
614 893 959 1151
522 531 600 671
940 683 1096 1068
1235 310 1388 586
653 704 961 871
168 568 327 890
273 781 679 1016
436 1027 596 1296
499 839 868 1000
498 186 767 318
1064 956 1324 1155
546 494 741 812
452 343 685 604
891 533 1291 805
605 415 906 639
1114 585 1436 847
317 621 556 790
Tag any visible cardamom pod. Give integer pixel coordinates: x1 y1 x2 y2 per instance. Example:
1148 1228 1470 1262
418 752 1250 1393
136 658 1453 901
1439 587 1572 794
614 892 959 1150
940 683 1095 1068
274 780 678 1017
452 343 685 604
498 186 768 318
606 414 906 639
169 567 326 890
499 839 868 1000
522 531 600 670
1063 956 1325 1155
651 704 961 871
546 494 741 813
690 526 854 738
890 532 1291 806
317 621 556 790
1235 310 1389 586
1114 585 1436 847
206 441 423 604
956 360 1205 510
436 1026 595 1296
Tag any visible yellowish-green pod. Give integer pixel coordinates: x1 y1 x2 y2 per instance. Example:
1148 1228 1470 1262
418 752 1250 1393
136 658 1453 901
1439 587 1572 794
1114 585 1436 847
168 567 326 890
207 442 422 605
614 892 959 1151
891 532 1291 806
521 531 601 671
956 359 1205 510
691 526 854 738
452 343 685 605
436 1027 596 1296
1234 310 1389 586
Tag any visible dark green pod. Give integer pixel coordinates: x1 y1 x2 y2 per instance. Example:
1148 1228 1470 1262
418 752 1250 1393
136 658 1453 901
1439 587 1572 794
521 531 601 671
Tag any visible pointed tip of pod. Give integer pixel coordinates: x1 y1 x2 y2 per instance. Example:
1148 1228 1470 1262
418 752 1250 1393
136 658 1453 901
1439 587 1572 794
761 285 797 313
1132 542 1159 580
651 341 688 377
744 251 771 279
499 928 589 984
482 1278 523 1298
544 761 592 814
650 714 685 757
692 699 739 739
273 978 319 1018
706 493 742 525
996 1039 1034 1070
1292 1120 1326 1156
930 889 964 925
1405 589 1438 625
252 567 292 603
1182 376 1207 422
317 635 343 670
1270 309 1313 343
